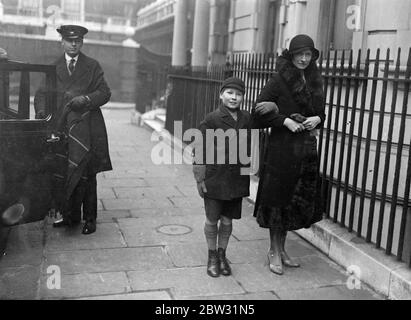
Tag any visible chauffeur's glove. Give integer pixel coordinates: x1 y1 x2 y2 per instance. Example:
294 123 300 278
68 95 90 111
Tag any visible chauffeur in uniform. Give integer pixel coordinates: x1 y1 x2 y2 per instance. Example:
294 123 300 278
35 25 112 234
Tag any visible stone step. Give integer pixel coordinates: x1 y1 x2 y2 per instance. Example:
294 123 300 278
143 119 164 133
155 114 166 124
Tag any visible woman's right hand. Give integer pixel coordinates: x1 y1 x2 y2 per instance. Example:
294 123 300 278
283 118 305 133
255 101 279 115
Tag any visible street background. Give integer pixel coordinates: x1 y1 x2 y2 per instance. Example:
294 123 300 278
0 108 382 300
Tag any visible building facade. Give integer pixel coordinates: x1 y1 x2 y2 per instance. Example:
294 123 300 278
0 0 151 102
0 0 149 41
134 0 411 66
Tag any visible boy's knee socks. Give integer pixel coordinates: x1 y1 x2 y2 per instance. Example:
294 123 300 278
218 222 233 250
204 222 218 251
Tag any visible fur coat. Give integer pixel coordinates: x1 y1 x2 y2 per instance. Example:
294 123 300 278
251 52 325 230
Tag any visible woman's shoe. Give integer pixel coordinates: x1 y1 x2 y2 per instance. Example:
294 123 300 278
207 250 220 277
267 251 283 275
218 248 231 276
280 252 300 268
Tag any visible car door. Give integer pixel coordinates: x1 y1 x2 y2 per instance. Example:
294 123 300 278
0 59 57 226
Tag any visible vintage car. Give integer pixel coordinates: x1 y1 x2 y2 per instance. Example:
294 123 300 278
0 48 57 239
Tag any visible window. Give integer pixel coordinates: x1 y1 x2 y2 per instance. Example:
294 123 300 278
0 62 55 121
62 0 82 20
18 0 41 17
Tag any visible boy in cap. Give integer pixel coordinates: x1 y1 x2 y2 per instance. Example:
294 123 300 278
34 25 112 235
193 77 251 277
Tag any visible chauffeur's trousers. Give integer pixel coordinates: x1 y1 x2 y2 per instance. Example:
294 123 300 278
68 175 97 223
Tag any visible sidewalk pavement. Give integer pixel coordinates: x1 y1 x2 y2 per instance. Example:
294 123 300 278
0 109 383 300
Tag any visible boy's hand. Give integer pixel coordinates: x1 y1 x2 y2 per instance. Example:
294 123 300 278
196 181 208 198
303 116 321 131
255 101 279 115
284 118 305 133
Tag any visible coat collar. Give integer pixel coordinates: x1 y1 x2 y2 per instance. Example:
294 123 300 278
56 52 89 86
276 54 323 110
218 104 245 129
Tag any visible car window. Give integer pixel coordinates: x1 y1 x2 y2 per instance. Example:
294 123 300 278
0 61 55 122
0 70 51 120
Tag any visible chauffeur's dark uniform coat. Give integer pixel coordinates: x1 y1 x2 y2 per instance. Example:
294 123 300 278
35 52 112 222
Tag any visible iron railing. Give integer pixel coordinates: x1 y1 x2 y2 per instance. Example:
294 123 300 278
165 49 411 266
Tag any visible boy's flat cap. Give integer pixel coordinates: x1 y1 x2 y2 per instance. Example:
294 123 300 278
220 77 245 94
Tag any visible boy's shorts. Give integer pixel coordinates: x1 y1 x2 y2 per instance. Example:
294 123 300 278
204 197 243 221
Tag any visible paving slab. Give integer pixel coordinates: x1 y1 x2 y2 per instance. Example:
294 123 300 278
181 292 279 300
168 196 204 208
166 243 210 267
77 290 172 300
102 197 173 210
143 166 186 178
45 222 126 252
0 265 40 299
114 186 184 199
130 207 204 218
43 247 172 274
1 222 44 268
118 215 206 247
232 216 269 241
227 238 320 264
232 255 347 293
40 271 131 299
96 187 117 200
97 210 132 222
144 177 196 187
175 185 201 198
103 169 148 179
275 284 381 300
98 178 149 188
128 267 246 299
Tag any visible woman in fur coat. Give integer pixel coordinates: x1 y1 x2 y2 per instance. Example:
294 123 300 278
252 34 325 275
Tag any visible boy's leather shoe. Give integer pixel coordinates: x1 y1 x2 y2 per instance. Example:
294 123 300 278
207 250 220 277
218 248 231 276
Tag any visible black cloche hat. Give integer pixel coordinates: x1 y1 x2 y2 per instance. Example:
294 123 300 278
289 34 320 61
57 25 88 40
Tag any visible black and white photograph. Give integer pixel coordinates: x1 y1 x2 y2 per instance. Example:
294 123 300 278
0 0 410 306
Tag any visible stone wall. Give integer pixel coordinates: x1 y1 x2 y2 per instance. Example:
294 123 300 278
0 33 138 102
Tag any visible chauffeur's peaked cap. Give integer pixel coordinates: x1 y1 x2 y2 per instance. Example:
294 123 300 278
57 25 88 39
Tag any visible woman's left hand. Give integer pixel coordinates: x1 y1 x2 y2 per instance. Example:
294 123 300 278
303 116 321 131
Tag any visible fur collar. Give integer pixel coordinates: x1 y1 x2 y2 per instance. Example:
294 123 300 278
276 50 324 113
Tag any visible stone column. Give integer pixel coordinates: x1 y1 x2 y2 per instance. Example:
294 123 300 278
192 0 210 67
227 0 236 55
209 0 230 65
172 0 188 66
80 0 85 22
254 0 270 53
